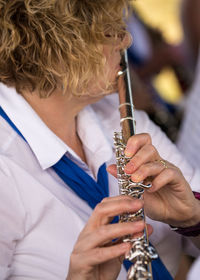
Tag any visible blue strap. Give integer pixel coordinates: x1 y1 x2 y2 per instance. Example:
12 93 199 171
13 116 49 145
0 106 173 279
152 258 173 280
0 107 26 141
123 258 174 279
53 156 108 209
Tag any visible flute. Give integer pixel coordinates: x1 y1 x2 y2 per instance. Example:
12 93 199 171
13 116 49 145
113 50 158 280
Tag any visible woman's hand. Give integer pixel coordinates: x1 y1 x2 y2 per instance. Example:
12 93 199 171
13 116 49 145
66 195 152 280
107 133 200 228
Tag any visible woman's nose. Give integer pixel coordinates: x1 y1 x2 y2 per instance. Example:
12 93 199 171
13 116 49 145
115 32 133 51
123 32 133 49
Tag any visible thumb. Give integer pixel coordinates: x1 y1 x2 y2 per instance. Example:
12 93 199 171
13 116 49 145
107 164 117 178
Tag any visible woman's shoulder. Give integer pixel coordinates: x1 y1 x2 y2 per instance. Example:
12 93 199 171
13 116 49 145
90 94 162 144
91 93 150 128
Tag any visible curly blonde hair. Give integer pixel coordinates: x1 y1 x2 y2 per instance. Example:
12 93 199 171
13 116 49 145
0 0 129 97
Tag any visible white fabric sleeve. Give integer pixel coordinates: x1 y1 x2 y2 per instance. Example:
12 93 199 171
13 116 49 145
187 256 200 280
0 157 26 280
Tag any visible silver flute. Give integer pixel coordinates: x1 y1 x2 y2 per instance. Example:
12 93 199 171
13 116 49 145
113 50 158 280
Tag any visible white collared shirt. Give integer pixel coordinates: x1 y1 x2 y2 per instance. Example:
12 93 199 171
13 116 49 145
0 83 199 279
187 256 200 280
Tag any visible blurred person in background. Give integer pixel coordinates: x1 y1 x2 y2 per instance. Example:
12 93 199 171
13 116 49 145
127 10 190 142
180 0 200 74
177 0 200 169
177 1 200 278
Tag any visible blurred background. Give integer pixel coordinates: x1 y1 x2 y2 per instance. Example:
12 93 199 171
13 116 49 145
127 0 199 143
131 0 183 103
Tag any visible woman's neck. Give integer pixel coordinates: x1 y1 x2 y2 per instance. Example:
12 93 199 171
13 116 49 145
22 90 89 162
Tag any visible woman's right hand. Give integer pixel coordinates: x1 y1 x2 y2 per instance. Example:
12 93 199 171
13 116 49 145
66 195 152 280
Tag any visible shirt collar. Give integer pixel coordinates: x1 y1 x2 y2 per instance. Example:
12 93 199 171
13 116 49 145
0 83 113 173
77 106 113 177
0 83 68 169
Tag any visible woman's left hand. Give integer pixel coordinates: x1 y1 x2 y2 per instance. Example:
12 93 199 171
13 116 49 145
107 133 200 228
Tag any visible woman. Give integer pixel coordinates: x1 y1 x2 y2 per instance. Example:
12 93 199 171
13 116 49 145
0 1 199 279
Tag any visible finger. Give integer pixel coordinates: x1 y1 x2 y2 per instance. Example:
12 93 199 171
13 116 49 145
149 167 184 193
75 224 154 266
87 196 144 228
100 195 137 203
107 164 117 177
108 223 153 246
77 220 145 251
125 144 160 174
130 160 170 182
125 133 152 157
74 242 131 268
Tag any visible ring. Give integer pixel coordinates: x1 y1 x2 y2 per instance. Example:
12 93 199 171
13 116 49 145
159 160 168 169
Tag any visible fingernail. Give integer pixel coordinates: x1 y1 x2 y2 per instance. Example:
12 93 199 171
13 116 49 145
124 162 134 173
120 242 130 250
131 174 142 182
106 166 111 172
124 149 132 157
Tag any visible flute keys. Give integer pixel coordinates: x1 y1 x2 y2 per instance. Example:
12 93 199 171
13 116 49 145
146 246 158 260
114 129 157 280
128 264 152 280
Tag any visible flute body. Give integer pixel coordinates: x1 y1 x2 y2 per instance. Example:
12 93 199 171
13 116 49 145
114 50 158 280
